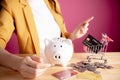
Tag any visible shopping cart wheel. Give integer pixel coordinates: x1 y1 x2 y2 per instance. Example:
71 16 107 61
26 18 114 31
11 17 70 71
87 56 90 59
100 56 104 60
104 59 107 64
88 59 91 62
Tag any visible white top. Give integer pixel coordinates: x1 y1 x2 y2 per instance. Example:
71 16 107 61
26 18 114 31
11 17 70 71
28 0 61 54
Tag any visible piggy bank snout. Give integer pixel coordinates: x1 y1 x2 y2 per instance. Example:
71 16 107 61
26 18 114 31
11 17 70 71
53 53 62 60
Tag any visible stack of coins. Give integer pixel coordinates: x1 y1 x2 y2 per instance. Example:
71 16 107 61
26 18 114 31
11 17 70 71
70 61 113 74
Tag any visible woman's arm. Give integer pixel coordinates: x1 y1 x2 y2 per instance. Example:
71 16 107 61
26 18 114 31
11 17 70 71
68 16 94 40
0 47 50 78
0 47 22 70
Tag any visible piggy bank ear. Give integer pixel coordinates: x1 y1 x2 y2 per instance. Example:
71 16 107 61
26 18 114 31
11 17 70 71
44 39 53 46
64 39 72 45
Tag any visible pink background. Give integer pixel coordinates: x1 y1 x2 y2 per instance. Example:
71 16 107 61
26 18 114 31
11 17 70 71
6 0 120 53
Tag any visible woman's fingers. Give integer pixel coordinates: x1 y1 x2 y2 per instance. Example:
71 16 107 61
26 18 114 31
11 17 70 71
31 55 44 63
20 65 46 78
37 63 51 69
23 56 50 68
23 56 39 68
79 16 94 33
19 56 50 78
84 16 94 23
20 63 47 74
80 16 94 28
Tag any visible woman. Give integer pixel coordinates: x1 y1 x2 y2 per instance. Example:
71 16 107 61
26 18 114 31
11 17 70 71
0 0 94 78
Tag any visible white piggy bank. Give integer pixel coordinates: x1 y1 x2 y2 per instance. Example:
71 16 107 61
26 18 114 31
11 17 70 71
44 37 73 67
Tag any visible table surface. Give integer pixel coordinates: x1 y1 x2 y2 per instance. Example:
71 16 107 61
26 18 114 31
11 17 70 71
0 52 120 80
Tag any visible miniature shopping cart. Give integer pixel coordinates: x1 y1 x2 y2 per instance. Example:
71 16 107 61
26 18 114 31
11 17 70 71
85 45 107 64
83 34 113 64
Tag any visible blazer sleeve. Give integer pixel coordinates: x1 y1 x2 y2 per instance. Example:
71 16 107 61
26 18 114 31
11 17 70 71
0 0 15 48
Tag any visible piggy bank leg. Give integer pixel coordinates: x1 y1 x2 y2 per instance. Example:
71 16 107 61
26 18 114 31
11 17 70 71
62 63 67 67
51 64 55 66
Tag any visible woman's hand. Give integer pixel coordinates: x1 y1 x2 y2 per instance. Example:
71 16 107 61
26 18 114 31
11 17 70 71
18 55 50 78
70 16 94 40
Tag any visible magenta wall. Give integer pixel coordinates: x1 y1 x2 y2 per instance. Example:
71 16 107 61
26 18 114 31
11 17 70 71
6 0 120 53
58 0 120 52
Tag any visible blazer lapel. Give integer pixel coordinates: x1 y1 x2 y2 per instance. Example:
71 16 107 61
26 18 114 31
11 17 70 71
20 0 40 54
19 0 66 54
44 0 67 37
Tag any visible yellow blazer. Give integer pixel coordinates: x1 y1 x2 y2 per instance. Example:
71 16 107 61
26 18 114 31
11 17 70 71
0 0 68 54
